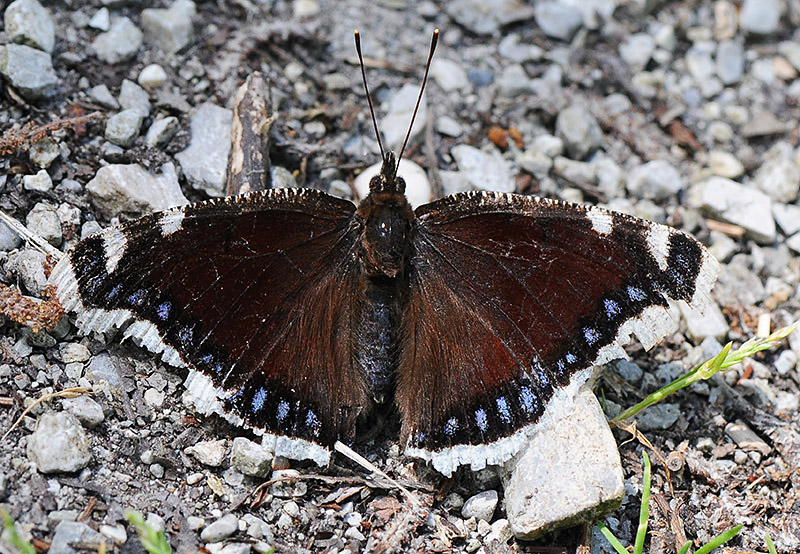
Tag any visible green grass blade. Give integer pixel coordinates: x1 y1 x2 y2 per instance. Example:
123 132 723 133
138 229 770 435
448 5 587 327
766 533 777 554
124 509 173 554
678 541 693 554
613 322 797 422
595 520 630 554
632 451 651 554
692 525 743 554
1 510 36 554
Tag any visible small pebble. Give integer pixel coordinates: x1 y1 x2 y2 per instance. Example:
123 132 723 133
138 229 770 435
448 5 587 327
186 439 227 467
201 513 239 542
138 64 168 89
27 412 92 473
92 17 143 64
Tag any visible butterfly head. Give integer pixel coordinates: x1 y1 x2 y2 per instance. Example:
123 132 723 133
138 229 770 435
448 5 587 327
369 151 405 195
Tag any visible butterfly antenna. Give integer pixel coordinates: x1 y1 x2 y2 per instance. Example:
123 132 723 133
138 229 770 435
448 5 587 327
354 30 385 160
396 28 439 172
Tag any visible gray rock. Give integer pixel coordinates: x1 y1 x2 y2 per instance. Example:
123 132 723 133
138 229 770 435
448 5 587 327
0 43 58 99
753 152 800 203
118 79 151 116
518 149 552 177
534 1 584 41
231 437 274 477
294 0 320 18
725 420 771 456
92 17 142 64
498 34 544 62
688 177 776 244
29 137 60 168
634 403 681 431
88 7 110 31
716 39 744 85
0 220 23 251
379 84 426 151
461 490 498 522
104 109 145 146
495 64 533 97
27 412 92 473
201 513 239 542
714 255 766 307
141 0 196 54
445 0 536 35
614 359 643 383
49 521 106 554
503 386 623 539
740 0 782 35
429 58 469 91
138 64 168 89
25 202 62 246
7 248 48 295
626 160 682 200
86 163 188 218
22 169 53 192
741 109 787 137
88 84 119 109
186 439 227 467
555 105 603 159
175 103 232 197
619 33 655 71
62 396 105 428
451 144 515 193
4 0 56 53
774 203 800 235
145 116 180 147
553 156 596 186
680 301 729 341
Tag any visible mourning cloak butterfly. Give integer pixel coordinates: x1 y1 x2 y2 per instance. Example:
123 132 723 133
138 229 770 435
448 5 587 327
48 31 719 477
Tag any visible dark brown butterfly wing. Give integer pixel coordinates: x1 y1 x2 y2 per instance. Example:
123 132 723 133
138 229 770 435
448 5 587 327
398 192 718 475
51 189 368 464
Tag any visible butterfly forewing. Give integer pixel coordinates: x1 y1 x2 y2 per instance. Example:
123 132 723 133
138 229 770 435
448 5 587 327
51 189 369 462
398 192 718 474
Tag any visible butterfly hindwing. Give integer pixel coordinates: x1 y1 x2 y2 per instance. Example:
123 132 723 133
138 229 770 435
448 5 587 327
50 188 369 464
398 192 718 476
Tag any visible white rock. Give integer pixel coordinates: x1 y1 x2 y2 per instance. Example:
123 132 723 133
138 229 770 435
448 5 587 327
141 0 196 54
27 412 92 474
354 158 432 208
379 84 426 152
186 439 227 467
773 203 800 235
740 0 782 35
88 7 110 31
4 0 55 53
555 105 603 159
86 162 188 218
138 64 168 89
23 169 53 192
451 144 515 193
461 490 498 522
688 177 776 243
92 17 142 64
175 103 232 197
626 160 683 200
430 58 469 91
708 150 744 178
534 1 583 41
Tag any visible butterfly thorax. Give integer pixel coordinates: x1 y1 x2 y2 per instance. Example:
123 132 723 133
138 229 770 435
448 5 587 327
355 153 414 279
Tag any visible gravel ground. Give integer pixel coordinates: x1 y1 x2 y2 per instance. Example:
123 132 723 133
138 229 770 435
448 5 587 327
2 0 800 553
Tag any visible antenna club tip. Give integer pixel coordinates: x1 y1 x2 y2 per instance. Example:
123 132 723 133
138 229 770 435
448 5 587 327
354 29 359 35
434 28 440 34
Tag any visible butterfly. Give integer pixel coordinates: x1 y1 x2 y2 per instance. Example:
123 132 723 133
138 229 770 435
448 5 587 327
47 30 719 477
